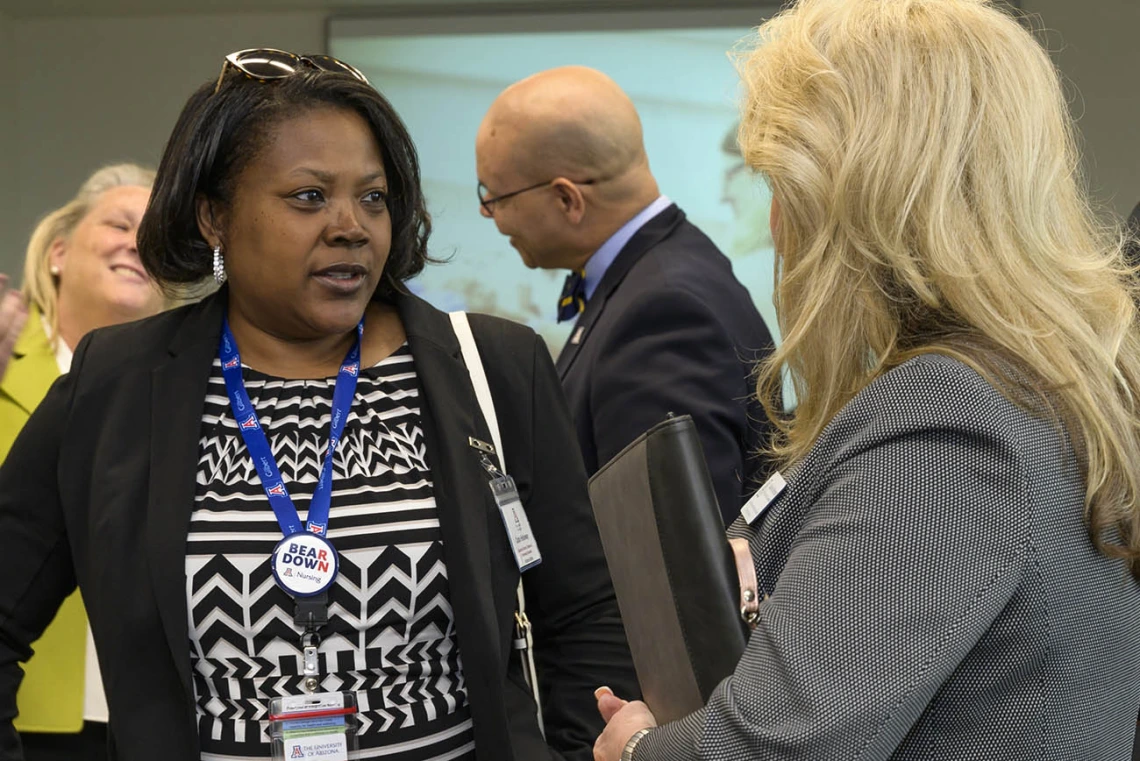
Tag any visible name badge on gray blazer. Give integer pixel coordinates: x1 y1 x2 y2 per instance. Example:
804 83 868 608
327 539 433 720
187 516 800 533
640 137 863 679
742 471 787 524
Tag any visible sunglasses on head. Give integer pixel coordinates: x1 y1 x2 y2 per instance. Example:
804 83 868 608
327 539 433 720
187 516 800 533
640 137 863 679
214 48 369 94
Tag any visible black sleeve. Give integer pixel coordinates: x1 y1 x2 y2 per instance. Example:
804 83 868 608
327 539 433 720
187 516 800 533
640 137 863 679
590 288 750 520
0 335 92 760
519 333 640 761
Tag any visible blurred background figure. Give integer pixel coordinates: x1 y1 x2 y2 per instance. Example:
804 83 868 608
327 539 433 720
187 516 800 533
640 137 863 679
0 163 164 761
719 121 773 256
719 120 779 352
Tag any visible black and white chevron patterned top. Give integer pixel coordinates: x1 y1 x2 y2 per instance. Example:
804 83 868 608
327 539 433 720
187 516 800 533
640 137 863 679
186 345 475 760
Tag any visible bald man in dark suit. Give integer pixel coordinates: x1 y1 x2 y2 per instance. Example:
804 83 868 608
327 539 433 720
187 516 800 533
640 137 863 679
475 66 776 524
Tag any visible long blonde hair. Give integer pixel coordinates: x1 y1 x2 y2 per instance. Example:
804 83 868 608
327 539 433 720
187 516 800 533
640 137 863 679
22 164 156 347
738 0 1140 573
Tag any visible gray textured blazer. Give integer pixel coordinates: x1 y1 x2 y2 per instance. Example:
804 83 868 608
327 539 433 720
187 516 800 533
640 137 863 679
636 354 1140 760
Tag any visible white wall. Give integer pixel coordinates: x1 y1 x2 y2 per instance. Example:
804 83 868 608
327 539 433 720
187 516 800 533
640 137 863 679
2 10 325 273
1022 0 1140 219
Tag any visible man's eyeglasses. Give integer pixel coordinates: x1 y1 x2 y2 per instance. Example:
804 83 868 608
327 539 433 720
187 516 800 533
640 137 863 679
477 178 597 215
214 49 369 94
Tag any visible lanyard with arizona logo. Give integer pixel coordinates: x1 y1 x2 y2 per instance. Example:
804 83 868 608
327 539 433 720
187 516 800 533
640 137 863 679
218 316 362 658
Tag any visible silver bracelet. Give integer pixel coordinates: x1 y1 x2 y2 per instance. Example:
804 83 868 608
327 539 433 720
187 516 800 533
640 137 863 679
621 728 653 761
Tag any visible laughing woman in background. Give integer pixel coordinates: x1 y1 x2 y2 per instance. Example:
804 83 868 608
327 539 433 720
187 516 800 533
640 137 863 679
595 1 1140 759
0 165 165 761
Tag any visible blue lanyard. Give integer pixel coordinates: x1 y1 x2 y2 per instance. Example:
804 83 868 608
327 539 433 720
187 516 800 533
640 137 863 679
218 317 363 538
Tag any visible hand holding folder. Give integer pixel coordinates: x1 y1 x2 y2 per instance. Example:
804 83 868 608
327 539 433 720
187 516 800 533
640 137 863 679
588 414 754 724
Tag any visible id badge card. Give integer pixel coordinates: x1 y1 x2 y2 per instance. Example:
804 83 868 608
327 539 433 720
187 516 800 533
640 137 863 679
489 475 542 572
268 692 358 761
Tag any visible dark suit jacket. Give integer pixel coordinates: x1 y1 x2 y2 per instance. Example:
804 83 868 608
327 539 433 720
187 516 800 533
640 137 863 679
0 289 638 761
556 204 775 524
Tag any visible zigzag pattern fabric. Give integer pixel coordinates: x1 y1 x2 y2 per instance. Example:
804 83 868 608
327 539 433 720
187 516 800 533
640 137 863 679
187 345 475 760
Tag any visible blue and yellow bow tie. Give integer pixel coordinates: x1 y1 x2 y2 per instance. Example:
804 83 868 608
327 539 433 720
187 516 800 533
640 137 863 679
558 268 587 323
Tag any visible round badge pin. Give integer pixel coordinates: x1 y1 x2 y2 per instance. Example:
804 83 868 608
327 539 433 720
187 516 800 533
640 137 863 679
271 532 339 597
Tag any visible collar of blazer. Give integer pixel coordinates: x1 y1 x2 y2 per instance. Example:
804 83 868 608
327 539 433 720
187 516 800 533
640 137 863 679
1 304 59 415
556 203 685 380
157 285 470 361
144 286 516 754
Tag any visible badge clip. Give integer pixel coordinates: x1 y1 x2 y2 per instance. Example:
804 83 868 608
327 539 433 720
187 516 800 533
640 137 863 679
302 644 320 678
478 453 504 479
468 437 496 456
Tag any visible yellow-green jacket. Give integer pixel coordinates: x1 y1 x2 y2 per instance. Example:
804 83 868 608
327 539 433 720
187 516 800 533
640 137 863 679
0 308 88 733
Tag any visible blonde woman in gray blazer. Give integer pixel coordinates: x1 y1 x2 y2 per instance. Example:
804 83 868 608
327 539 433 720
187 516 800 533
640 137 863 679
594 1 1140 759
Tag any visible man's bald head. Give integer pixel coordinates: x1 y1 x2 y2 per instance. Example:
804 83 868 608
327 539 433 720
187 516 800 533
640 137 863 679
478 66 650 185
476 66 661 272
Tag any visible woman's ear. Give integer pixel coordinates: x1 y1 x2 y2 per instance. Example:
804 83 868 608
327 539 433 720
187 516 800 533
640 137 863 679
48 237 67 278
769 195 782 242
195 195 223 249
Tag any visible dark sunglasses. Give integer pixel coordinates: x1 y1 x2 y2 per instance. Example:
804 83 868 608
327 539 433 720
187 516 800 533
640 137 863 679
214 48 369 94
477 178 597 214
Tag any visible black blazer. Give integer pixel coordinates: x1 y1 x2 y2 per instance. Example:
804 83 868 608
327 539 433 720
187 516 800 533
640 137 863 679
557 204 775 524
0 289 638 761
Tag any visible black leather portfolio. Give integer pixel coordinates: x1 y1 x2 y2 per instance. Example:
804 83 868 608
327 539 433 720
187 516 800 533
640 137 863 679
588 414 748 724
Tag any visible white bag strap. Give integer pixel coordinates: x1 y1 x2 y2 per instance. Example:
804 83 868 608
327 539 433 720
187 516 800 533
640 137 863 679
449 311 504 469
448 311 544 737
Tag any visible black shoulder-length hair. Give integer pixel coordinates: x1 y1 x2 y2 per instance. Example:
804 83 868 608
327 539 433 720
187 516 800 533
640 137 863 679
137 63 432 302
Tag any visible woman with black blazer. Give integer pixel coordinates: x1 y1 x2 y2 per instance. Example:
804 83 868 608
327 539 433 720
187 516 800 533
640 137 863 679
0 50 637 761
